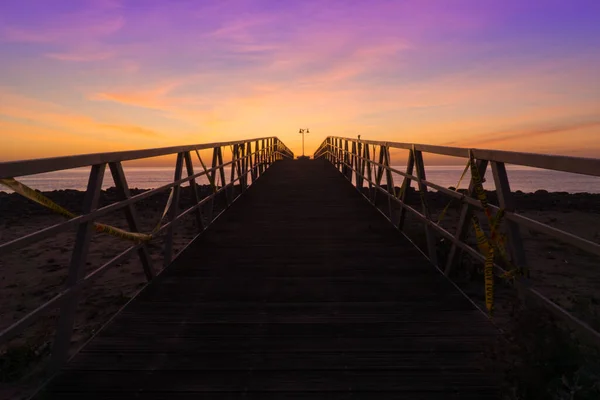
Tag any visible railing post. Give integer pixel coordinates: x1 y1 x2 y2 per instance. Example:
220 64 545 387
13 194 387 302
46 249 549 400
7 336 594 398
357 141 364 189
444 158 489 275
344 140 351 180
164 153 184 269
491 161 528 274
49 163 105 371
254 141 259 177
333 138 340 171
338 138 343 171
240 144 248 191
260 139 266 174
397 151 415 231
384 146 397 222
351 140 358 185
183 152 205 232
249 142 257 183
216 147 230 206
374 145 385 205
339 139 343 171
205 147 219 222
364 144 373 202
108 161 155 280
413 147 439 266
333 138 337 167
230 144 238 196
330 137 334 163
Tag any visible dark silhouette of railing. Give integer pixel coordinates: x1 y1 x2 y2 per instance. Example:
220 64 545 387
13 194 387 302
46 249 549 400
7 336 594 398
0 137 293 371
315 136 600 346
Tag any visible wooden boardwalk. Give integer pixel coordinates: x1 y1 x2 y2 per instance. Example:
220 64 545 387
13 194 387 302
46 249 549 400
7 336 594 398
37 159 500 399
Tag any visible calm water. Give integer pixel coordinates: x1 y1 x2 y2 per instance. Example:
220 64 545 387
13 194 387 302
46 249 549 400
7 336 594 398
1 165 599 194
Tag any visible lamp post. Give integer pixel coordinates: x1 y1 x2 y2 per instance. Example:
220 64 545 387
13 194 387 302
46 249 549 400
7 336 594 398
299 128 309 157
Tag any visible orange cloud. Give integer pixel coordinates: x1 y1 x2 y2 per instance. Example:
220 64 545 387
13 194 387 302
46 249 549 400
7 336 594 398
98 124 162 137
447 120 600 147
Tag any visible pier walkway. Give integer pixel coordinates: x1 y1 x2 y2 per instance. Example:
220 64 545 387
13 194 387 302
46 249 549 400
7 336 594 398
37 159 499 399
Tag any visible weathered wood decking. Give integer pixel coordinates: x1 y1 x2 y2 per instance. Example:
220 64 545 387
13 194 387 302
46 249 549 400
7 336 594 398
37 159 500 399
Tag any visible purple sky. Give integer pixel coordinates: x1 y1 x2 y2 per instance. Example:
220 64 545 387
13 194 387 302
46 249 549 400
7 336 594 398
1 0 599 161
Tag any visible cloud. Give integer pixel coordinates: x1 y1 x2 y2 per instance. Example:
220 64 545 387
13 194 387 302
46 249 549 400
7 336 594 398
98 124 161 137
46 50 115 62
1 16 125 44
0 90 163 144
91 89 187 112
469 120 600 147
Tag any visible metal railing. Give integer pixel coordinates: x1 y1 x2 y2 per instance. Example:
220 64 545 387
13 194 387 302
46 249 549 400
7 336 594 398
0 137 293 371
315 136 600 346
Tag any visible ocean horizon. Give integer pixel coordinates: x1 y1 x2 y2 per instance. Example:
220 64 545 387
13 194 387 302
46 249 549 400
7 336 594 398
1 165 599 195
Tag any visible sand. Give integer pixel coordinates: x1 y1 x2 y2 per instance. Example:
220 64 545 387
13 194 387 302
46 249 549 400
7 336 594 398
0 185 230 397
397 187 600 328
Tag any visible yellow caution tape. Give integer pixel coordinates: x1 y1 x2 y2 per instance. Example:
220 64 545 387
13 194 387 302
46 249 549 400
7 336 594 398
0 177 174 243
468 153 511 261
151 187 174 234
466 151 526 312
484 244 495 314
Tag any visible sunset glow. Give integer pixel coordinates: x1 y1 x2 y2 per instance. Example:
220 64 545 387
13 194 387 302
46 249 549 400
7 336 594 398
1 0 599 163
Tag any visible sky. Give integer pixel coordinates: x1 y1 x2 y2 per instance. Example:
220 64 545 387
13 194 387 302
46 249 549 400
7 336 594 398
0 0 599 165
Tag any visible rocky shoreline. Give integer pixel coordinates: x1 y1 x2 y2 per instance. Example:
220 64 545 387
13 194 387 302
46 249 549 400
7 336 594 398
2 185 600 221
0 185 221 223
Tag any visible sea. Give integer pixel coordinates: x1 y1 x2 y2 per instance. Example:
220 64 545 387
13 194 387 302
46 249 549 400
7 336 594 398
1 165 600 194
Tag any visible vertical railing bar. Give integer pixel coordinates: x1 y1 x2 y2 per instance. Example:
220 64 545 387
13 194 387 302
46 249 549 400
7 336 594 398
373 145 385 206
351 141 358 186
164 153 184 269
230 144 238 201
397 151 415 231
236 143 243 195
216 147 229 206
364 144 373 202
337 138 341 170
333 138 337 168
384 146 396 222
183 152 205 232
249 142 256 183
240 144 247 191
254 140 260 179
344 140 351 180
49 163 106 371
491 161 529 276
205 147 219 223
444 159 489 275
357 141 364 189
413 147 439 266
339 138 343 172
108 161 155 280
260 139 266 175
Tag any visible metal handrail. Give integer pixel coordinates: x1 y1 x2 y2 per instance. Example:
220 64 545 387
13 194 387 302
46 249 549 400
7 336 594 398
315 136 600 347
0 137 294 372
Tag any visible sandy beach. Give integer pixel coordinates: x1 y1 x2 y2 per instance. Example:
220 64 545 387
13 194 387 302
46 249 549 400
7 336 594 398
375 186 600 328
1 184 599 397
0 184 230 396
